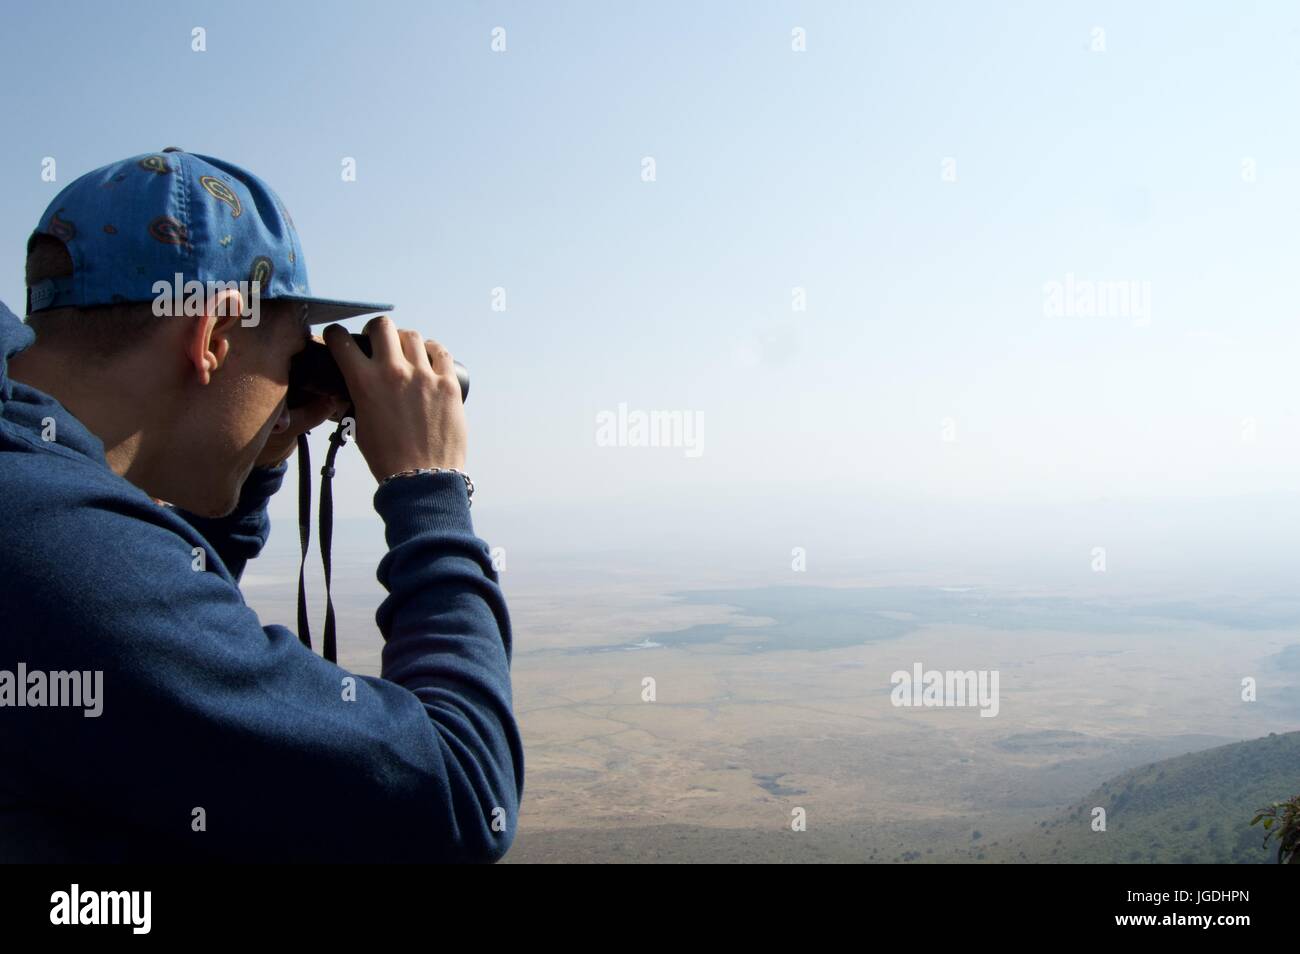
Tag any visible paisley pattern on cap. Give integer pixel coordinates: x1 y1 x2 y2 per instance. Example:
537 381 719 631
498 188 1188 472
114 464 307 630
200 176 243 218
49 211 76 241
148 216 188 246
276 197 295 230
250 256 273 288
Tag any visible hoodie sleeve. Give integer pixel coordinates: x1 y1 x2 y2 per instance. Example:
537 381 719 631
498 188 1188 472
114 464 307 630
169 462 288 581
4 469 523 863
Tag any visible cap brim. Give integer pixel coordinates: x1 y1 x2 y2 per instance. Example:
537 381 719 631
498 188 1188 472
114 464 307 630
275 295 393 326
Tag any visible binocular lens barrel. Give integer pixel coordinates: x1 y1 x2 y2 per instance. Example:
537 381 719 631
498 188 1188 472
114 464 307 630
287 333 469 409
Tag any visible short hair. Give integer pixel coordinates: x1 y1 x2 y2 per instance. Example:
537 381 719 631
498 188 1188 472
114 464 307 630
25 235 164 359
24 235 299 360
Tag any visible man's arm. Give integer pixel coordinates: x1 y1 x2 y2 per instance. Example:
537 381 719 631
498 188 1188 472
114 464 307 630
170 462 288 580
6 470 523 862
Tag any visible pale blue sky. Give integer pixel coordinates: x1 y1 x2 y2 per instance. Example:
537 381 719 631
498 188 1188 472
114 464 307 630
4 1 1300 574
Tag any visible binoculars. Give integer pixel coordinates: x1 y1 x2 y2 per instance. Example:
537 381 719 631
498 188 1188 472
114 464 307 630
287 333 469 410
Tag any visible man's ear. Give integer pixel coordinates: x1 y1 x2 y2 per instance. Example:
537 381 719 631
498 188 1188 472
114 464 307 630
186 288 245 385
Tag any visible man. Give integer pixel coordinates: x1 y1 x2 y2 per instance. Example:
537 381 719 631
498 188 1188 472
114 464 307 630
0 149 524 862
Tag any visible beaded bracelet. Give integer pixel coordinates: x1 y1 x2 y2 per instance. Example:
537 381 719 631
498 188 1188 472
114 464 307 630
378 467 474 506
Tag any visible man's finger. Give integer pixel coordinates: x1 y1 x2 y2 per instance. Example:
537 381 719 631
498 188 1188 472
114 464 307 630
424 338 454 376
400 329 427 367
323 323 366 378
363 314 403 368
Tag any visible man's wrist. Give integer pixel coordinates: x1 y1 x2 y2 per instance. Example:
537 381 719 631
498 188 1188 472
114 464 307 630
378 467 474 506
373 468 476 547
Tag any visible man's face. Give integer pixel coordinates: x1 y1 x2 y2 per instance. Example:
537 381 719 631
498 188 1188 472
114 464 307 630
180 301 309 517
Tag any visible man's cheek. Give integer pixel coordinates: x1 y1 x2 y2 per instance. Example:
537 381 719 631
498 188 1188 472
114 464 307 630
250 400 281 452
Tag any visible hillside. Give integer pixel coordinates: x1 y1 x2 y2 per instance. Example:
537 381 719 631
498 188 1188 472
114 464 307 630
954 730 1300 864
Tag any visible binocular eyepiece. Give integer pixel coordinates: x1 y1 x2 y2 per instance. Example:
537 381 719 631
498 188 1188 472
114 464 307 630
287 333 469 410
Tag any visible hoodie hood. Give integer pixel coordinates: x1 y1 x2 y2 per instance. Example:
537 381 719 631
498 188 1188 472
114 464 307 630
0 298 33 402
0 299 108 465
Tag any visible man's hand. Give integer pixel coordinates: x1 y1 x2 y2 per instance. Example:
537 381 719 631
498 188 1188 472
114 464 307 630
323 316 468 481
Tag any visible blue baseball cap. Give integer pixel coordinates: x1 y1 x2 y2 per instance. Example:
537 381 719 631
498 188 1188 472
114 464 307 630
26 147 392 325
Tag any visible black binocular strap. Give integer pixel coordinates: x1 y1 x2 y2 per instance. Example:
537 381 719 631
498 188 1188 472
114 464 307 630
297 434 314 657
318 425 347 664
295 432 313 653
294 417 351 665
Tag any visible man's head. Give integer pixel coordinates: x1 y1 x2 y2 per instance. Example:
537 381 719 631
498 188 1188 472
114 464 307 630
19 233 314 516
13 149 391 516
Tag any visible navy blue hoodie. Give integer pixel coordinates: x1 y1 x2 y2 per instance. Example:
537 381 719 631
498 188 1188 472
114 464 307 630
0 300 523 862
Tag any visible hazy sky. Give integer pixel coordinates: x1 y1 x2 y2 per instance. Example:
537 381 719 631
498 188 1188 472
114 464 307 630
4 1 1300 577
